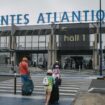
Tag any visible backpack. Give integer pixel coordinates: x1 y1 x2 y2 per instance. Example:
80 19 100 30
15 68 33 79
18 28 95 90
43 76 49 86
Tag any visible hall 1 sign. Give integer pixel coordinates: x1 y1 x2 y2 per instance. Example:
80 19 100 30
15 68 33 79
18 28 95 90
60 34 89 50
64 34 86 42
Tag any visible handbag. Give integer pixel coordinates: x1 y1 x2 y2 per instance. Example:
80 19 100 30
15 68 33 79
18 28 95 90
58 78 62 86
55 77 62 86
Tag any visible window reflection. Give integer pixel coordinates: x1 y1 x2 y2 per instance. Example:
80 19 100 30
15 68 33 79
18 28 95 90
0 36 9 48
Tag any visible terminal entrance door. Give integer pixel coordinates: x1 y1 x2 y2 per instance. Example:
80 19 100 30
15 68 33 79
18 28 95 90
70 56 83 69
62 55 93 70
63 56 83 70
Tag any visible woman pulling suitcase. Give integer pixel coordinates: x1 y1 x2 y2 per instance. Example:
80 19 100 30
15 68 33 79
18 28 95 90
49 61 62 104
19 57 34 95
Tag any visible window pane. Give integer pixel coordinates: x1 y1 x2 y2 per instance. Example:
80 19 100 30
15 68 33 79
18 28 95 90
0 37 9 48
26 36 31 42
33 36 38 42
16 36 19 46
39 36 45 42
90 34 94 41
1 37 6 43
32 42 38 47
39 42 45 49
56 35 59 47
39 42 45 47
19 42 25 47
26 42 31 47
46 35 49 42
20 36 25 42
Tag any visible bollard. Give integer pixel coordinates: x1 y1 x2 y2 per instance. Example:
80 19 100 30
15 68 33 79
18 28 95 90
14 73 17 94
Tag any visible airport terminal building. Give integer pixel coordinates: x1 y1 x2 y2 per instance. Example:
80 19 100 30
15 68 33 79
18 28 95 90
0 10 105 70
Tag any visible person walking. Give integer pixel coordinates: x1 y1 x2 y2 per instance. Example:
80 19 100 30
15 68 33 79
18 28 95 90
50 61 62 104
19 57 30 83
52 60 61 69
19 57 34 95
43 69 54 105
52 60 61 86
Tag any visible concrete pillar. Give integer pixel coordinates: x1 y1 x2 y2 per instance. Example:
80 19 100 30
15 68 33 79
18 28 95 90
52 34 57 65
10 24 16 72
47 23 57 69
12 36 16 65
93 24 99 70
48 35 52 69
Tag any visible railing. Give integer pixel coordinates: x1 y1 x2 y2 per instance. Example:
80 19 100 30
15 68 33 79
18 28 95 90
0 73 20 94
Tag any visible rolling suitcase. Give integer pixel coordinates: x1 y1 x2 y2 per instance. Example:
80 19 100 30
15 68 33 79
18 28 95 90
49 84 59 104
22 79 34 95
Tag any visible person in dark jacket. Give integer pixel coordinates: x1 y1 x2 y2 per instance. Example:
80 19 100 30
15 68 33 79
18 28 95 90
50 61 61 104
52 61 61 69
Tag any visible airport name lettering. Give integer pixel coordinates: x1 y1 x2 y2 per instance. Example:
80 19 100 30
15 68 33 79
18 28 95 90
64 34 86 42
0 9 105 25
0 14 29 25
37 10 105 24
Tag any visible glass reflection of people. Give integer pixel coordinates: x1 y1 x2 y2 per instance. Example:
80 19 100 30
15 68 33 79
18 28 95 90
88 59 92 69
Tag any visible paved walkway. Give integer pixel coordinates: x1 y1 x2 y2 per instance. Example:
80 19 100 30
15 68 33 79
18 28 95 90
0 94 73 105
0 67 104 105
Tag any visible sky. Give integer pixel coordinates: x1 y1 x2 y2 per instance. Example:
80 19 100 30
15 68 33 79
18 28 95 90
0 0 103 13
0 0 105 25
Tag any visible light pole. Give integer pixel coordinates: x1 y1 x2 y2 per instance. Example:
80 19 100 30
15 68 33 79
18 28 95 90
99 0 102 75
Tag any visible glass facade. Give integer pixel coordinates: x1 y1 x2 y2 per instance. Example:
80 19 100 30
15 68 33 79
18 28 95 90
2 34 105 50
0 33 105 69
0 36 9 49
0 52 10 65
16 35 50 50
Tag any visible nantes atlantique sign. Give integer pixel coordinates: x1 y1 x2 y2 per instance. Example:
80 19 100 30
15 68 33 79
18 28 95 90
0 10 105 25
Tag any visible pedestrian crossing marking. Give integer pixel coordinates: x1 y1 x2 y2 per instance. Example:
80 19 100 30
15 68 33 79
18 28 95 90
0 73 91 99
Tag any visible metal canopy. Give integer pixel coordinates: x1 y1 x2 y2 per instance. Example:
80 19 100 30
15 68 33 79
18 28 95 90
0 31 11 36
0 22 105 36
